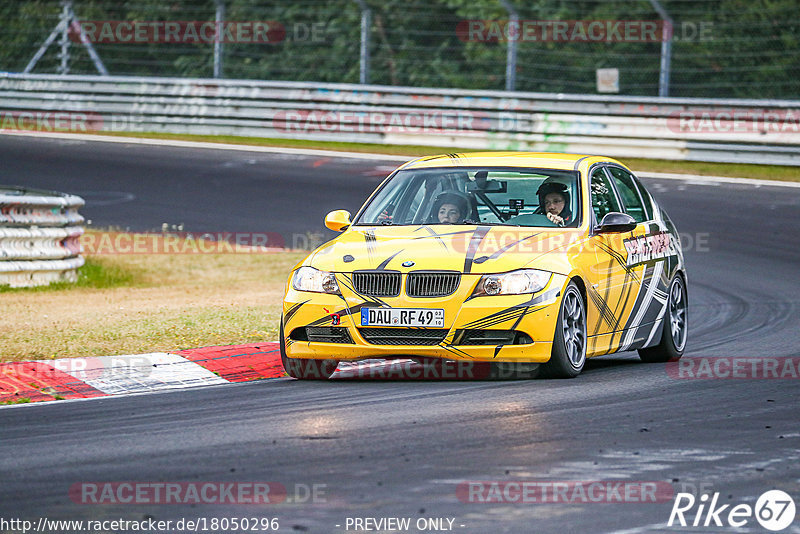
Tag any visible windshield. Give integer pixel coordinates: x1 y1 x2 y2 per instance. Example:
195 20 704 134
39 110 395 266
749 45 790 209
356 167 581 227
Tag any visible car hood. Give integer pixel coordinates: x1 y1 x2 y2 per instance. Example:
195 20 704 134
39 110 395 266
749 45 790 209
306 225 587 275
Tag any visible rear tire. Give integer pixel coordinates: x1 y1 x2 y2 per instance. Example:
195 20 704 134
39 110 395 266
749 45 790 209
638 274 687 363
541 282 586 378
280 316 338 379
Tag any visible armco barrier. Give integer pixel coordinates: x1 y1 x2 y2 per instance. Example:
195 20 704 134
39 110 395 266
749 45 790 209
0 73 799 165
0 186 85 287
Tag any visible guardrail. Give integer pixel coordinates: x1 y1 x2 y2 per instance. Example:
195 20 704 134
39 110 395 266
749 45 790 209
1 73 799 165
0 186 85 288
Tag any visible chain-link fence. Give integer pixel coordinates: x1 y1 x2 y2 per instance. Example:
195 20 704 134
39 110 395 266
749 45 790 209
3 0 799 99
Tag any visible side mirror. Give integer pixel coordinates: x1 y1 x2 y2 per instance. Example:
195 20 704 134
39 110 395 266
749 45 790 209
324 210 351 232
596 212 637 234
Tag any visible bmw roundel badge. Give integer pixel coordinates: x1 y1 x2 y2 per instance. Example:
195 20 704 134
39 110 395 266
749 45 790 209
402 260 415 267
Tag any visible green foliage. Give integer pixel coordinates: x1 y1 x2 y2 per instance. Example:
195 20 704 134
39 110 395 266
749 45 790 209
0 257 141 293
1 0 798 98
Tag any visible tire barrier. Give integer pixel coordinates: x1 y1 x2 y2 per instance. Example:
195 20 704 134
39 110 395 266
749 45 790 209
0 187 85 287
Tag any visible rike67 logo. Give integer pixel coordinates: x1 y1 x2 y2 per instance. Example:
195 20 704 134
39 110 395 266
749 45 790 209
669 490 796 531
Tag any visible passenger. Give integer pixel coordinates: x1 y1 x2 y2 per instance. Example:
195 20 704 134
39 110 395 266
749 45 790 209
536 181 572 226
431 191 470 224
438 202 462 223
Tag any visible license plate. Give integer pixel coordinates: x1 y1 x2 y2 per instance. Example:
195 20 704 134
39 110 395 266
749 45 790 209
361 308 445 327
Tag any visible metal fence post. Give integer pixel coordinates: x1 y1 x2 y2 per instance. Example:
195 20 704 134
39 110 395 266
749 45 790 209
355 0 371 84
57 0 71 74
214 0 225 78
24 0 108 75
499 0 518 92
648 0 673 97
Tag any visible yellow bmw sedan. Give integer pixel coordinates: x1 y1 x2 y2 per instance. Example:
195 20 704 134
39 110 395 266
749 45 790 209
280 152 687 379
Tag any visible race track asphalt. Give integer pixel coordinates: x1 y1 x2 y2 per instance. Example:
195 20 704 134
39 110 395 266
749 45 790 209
1 134 798 533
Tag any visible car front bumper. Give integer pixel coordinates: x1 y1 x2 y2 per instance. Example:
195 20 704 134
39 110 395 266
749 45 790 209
282 273 567 363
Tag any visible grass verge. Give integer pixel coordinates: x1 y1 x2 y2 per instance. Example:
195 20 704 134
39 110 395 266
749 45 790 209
0 236 305 361
99 131 800 182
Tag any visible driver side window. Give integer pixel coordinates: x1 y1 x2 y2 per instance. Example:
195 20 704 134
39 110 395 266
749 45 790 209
590 168 621 221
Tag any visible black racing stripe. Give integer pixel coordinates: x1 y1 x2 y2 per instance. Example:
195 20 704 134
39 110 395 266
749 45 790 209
620 265 653 333
463 226 491 274
284 300 310 324
477 233 542 264
510 309 527 330
595 240 641 284
609 265 638 332
413 227 474 238
376 250 403 270
588 286 616 333
337 275 389 308
600 258 616 329
416 225 450 251
460 308 525 330
461 303 550 331
306 307 350 327
305 300 383 328
518 287 561 307
438 344 474 359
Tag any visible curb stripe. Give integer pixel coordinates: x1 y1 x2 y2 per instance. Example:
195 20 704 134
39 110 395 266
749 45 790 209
175 343 286 382
0 344 283 406
0 362 107 403
61 353 229 396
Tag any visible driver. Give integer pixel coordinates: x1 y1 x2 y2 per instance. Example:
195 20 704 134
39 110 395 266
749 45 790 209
536 181 572 227
431 191 470 224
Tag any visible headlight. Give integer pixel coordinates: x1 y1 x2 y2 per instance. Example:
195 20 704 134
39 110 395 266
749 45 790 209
291 266 340 294
473 269 551 296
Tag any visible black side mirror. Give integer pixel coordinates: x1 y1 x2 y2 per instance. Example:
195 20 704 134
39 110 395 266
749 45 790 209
596 212 637 234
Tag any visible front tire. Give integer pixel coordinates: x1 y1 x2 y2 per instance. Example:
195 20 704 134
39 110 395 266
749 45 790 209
280 316 338 379
638 274 687 363
542 282 586 378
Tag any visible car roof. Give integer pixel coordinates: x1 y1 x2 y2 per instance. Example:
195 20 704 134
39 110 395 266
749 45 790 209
399 152 629 172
